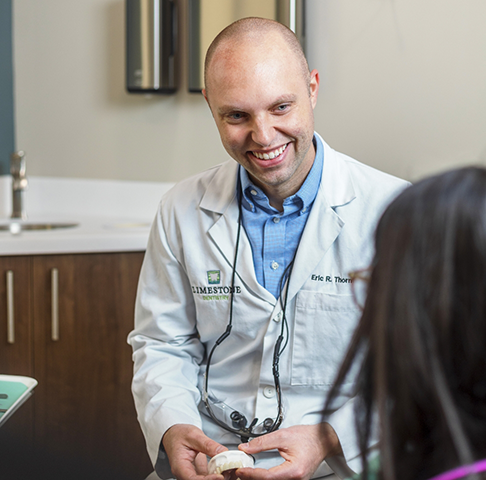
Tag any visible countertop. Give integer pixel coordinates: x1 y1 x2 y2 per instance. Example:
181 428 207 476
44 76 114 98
0 216 152 255
0 176 174 256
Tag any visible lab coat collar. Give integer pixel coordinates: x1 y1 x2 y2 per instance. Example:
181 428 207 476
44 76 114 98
199 134 357 305
286 134 356 301
314 132 356 208
200 160 239 214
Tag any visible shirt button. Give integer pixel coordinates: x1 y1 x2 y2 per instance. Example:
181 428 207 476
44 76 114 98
250 189 258 196
271 261 279 270
273 217 280 224
302 207 307 213
263 386 276 398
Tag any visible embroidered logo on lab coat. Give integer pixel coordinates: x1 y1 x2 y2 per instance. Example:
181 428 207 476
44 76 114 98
207 270 220 284
191 271 241 301
191 284 241 301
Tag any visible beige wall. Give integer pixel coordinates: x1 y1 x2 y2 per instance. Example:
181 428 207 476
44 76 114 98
13 0 486 183
309 0 486 181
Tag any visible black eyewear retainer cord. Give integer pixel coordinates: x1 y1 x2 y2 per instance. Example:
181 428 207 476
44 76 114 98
204 181 293 443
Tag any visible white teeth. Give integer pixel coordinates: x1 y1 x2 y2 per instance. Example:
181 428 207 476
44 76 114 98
208 451 255 475
253 143 287 160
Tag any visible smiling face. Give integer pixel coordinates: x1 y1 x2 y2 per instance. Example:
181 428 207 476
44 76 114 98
204 31 319 209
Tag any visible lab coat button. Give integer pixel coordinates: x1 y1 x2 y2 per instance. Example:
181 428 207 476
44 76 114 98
263 386 276 398
273 312 282 322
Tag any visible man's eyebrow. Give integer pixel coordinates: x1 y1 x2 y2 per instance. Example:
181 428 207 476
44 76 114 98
217 106 242 115
271 95 297 106
217 95 298 116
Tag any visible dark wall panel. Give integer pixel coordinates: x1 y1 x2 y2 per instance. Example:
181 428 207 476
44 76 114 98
0 0 15 176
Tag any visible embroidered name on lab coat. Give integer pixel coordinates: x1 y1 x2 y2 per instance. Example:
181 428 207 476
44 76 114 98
191 285 242 301
311 275 352 284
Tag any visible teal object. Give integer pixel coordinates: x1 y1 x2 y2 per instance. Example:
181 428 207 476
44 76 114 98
0 380 28 418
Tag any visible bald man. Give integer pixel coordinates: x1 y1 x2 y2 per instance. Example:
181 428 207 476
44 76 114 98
129 17 408 480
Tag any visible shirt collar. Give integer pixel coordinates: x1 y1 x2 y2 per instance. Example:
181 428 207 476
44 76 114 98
240 133 323 214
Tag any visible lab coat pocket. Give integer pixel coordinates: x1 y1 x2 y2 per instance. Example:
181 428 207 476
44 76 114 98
290 291 360 386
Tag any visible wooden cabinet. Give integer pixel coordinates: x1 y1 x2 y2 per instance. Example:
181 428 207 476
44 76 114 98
0 252 152 480
0 256 34 477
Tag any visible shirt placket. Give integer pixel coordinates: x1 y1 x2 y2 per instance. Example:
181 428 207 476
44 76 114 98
262 215 286 298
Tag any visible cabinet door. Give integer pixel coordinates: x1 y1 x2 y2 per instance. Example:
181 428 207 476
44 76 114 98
0 256 33 375
32 252 152 479
0 256 35 478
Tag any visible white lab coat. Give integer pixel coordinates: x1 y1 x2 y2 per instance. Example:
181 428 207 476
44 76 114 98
129 134 409 478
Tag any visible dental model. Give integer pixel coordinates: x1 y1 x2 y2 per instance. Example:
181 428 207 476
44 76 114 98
208 450 254 475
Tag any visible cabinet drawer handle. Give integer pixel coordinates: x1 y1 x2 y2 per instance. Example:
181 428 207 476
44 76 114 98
6 270 15 344
51 268 59 341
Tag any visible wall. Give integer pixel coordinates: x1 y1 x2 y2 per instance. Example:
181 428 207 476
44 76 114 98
12 0 486 183
13 0 226 183
308 0 486 180
0 0 15 175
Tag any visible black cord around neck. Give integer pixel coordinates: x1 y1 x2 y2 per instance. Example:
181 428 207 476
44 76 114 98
204 174 295 441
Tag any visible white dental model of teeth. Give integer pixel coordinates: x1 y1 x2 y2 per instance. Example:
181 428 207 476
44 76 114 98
208 450 254 475
253 144 287 160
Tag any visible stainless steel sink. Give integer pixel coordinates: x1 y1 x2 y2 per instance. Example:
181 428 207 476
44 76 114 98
0 222 79 233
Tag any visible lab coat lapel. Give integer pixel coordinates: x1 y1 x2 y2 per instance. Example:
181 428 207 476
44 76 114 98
286 137 356 302
201 161 275 304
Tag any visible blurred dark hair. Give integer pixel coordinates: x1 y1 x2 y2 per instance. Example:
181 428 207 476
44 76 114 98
325 167 486 480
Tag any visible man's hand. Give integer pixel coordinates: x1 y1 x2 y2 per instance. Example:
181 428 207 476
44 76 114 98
162 424 228 480
236 423 343 480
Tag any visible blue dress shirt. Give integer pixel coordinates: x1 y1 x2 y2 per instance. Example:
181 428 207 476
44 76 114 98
240 135 323 299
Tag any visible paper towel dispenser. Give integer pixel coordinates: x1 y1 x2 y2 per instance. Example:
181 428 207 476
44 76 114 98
187 0 306 93
126 0 177 94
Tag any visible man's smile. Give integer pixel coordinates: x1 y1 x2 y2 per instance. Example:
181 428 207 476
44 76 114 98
251 143 288 160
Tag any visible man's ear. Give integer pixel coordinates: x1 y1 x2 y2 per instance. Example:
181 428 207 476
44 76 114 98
309 69 320 109
202 88 209 104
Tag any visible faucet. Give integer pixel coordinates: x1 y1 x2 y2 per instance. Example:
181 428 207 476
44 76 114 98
10 151 28 220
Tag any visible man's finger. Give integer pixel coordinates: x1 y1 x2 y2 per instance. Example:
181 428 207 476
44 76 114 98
194 452 209 475
190 434 228 458
238 431 283 454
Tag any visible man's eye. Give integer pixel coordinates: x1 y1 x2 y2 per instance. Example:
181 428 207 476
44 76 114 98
229 112 244 120
275 104 290 112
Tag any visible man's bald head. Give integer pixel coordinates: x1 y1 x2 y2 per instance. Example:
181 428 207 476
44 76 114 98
204 17 310 97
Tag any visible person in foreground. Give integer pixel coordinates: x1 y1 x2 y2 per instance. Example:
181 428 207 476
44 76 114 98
129 17 408 480
325 166 486 480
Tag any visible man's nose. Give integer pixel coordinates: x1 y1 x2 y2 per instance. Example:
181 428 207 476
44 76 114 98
250 117 274 147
